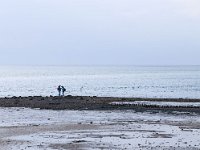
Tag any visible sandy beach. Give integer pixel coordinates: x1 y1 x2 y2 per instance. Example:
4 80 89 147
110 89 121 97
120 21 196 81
0 96 200 149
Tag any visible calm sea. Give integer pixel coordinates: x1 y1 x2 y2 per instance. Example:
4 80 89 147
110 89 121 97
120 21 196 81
0 66 200 98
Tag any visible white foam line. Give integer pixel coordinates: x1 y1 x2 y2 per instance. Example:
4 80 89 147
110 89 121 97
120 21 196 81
111 101 200 107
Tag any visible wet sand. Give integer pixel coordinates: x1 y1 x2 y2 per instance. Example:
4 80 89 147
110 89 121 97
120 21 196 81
0 108 200 150
1 96 200 149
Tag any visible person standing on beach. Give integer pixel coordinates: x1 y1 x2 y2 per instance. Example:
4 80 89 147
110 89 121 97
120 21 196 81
61 86 66 96
57 85 61 96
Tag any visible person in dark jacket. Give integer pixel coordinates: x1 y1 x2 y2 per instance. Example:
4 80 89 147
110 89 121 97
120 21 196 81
61 86 66 96
57 85 61 96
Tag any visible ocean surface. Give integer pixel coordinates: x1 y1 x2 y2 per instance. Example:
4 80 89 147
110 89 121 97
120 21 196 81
0 66 200 98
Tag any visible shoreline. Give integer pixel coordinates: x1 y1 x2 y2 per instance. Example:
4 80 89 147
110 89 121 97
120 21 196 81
1 95 200 113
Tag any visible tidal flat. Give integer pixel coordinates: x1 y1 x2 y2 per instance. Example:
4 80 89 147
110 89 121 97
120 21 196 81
1 96 200 149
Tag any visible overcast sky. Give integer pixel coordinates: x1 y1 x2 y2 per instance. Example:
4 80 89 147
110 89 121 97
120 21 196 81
0 0 200 66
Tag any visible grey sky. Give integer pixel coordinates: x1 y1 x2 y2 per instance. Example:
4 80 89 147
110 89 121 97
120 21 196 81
0 0 200 65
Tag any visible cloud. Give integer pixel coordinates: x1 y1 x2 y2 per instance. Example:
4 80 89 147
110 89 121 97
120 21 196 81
0 0 199 65
174 0 200 18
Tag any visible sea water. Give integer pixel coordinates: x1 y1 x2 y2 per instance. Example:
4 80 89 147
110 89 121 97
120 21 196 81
0 66 200 98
